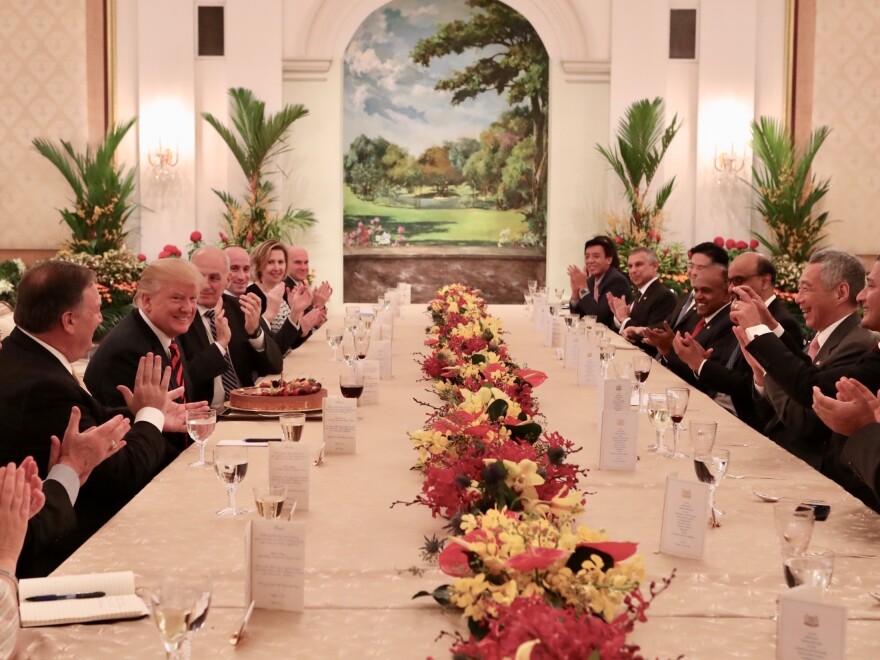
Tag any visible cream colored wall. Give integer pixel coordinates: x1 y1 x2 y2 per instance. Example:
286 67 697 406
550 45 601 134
813 0 880 256
0 1 88 251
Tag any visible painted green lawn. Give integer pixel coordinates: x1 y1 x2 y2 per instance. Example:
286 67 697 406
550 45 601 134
343 185 528 246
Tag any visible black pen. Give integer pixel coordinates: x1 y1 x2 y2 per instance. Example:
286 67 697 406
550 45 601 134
243 438 280 443
25 590 105 602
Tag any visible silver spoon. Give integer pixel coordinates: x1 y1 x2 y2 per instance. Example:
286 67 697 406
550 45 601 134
753 490 793 502
871 592 880 604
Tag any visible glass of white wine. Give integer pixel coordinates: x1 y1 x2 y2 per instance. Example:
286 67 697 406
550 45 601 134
599 339 615 379
181 573 212 660
325 328 343 362
647 393 670 453
150 578 200 659
694 448 730 527
253 484 288 519
185 409 215 468
213 444 249 516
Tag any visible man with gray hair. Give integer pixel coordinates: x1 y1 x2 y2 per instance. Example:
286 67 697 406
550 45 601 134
85 259 208 448
607 246 677 339
732 249 877 468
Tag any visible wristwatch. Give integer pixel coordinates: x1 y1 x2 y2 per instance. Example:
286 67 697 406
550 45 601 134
248 326 263 340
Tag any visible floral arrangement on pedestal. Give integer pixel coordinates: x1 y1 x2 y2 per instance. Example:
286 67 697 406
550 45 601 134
0 259 26 307
405 284 670 657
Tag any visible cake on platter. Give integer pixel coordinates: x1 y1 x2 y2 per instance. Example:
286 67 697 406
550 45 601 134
228 377 327 412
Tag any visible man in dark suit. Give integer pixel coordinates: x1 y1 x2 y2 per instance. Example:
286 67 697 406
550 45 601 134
671 252 804 429
607 246 676 347
0 261 179 575
85 259 206 449
645 263 736 390
733 250 877 470
282 245 331 347
180 247 283 406
567 235 631 329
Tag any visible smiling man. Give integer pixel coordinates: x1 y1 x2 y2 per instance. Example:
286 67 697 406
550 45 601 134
224 246 252 297
567 235 631 328
85 259 205 447
608 247 676 338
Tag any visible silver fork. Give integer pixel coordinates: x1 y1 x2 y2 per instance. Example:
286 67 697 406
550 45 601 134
728 474 784 480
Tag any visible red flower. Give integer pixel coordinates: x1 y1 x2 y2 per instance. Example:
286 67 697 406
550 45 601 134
750 239 759 249
515 369 548 388
736 240 748 250
136 253 147 262
614 235 623 245
725 238 735 249
219 231 229 242
505 547 568 572
190 230 202 242
714 236 724 246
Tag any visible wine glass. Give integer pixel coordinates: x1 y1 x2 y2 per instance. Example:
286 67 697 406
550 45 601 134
354 332 371 360
582 314 597 331
553 287 565 304
213 444 249 516
181 574 212 660
325 328 343 362
664 387 690 459
775 502 816 584
185 409 215 468
694 448 730 527
689 420 718 456
647 393 670 453
150 578 200 659
784 547 834 590
527 280 538 295
340 364 365 406
523 292 534 316
632 353 652 412
599 339 615 379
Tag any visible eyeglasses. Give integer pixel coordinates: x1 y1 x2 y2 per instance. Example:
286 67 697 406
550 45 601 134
728 273 760 287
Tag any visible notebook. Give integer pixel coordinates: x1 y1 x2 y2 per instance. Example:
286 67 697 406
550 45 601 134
18 571 148 627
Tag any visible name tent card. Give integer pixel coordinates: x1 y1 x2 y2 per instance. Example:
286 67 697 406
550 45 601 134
777 586 846 659
576 340 600 387
551 317 565 348
564 332 579 370
322 396 357 454
360 359 381 405
659 475 711 559
397 282 412 304
269 442 310 511
245 519 306 612
598 410 639 470
374 339 392 379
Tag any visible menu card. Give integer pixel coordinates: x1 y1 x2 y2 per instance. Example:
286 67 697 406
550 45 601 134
598 378 630 413
269 442 310 511
576 340 600 387
564 332 578 370
246 519 306 612
777 586 846 659
551 317 565 348
659 475 710 559
384 291 401 316
360 359 381 405
376 310 393 338
373 339 392 379
397 282 412 304
323 396 357 453
534 295 547 333
598 410 639 470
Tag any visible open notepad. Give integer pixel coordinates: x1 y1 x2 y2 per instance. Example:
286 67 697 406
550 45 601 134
18 571 149 627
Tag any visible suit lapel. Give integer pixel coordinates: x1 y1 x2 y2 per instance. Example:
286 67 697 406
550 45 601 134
814 313 859 365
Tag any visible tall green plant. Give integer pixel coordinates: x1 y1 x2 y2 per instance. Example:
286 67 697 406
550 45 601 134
32 118 137 255
749 117 831 263
203 88 315 247
596 97 681 238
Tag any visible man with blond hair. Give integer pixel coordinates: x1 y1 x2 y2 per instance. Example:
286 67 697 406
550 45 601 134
85 259 206 448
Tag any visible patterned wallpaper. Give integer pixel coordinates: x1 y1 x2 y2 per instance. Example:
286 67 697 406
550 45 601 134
0 1 88 250
813 0 880 255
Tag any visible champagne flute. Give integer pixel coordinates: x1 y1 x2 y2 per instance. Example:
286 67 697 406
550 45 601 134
664 387 690 459
181 573 212 660
775 502 816 585
325 328 343 362
150 578 199 659
185 409 215 468
689 420 718 455
527 279 538 295
647 393 670 453
599 339 615 379
632 353 652 412
694 448 730 527
213 445 249 516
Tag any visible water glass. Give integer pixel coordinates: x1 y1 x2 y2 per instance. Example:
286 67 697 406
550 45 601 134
253 485 288 520
784 547 834 590
689 420 718 455
185 409 215 468
279 412 306 442
213 445 249 516
775 503 815 583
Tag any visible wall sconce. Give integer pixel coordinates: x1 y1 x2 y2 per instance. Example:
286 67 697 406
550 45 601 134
147 142 179 182
714 144 746 182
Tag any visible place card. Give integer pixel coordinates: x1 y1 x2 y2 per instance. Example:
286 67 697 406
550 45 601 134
600 378 631 413
564 332 578 370
554 347 564 360
534 296 547 334
543 309 554 346
373 339 392 379
397 282 412 304
376 310 393 333
384 291 401 316
777 586 846 659
598 410 638 470
551 317 565 348
322 396 357 454
360 359 381 405
659 474 711 559
245 519 305 612
269 442 310 511
576 340 600 387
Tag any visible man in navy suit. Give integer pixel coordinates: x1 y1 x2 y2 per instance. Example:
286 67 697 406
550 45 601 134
180 247 283 407
607 246 676 344
567 235 631 329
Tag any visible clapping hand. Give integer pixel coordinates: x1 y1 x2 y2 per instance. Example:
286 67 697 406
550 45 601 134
263 282 286 322
48 406 130 485
566 264 587 296
239 293 263 337
672 331 713 371
813 378 880 436
730 285 776 329
213 304 232 349
163 395 211 433
643 321 676 357
20 457 46 519
301 307 327 335
312 281 332 309
606 292 630 323
117 354 172 416
732 325 767 387
287 283 313 324
0 463 30 572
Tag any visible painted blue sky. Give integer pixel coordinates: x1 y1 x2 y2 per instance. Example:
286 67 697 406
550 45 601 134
343 0 530 158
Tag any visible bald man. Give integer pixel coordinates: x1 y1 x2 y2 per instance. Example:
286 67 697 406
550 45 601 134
224 246 251 297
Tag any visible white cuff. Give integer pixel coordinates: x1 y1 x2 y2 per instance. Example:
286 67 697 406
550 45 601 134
46 464 80 505
745 324 772 341
135 406 165 432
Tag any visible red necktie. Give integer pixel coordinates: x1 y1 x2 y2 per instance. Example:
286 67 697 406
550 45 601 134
692 317 706 336
807 335 820 361
168 340 186 403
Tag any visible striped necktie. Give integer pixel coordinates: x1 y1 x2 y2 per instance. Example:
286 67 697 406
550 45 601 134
204 308 240 396
168 340 186 403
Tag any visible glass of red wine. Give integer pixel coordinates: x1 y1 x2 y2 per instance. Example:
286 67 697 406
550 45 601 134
665 387 690 459
354 333 371 360
339 363 364 406
632 353 652 412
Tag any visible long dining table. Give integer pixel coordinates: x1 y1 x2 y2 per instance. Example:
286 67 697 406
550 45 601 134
13 304 880 659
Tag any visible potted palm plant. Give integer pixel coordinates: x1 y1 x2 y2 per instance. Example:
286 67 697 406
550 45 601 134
203 88 316 247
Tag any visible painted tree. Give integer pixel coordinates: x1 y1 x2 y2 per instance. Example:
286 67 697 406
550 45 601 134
411 0 549 236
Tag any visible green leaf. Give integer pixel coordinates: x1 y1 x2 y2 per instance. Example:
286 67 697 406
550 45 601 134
507 421 542 443
486 398 508 421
